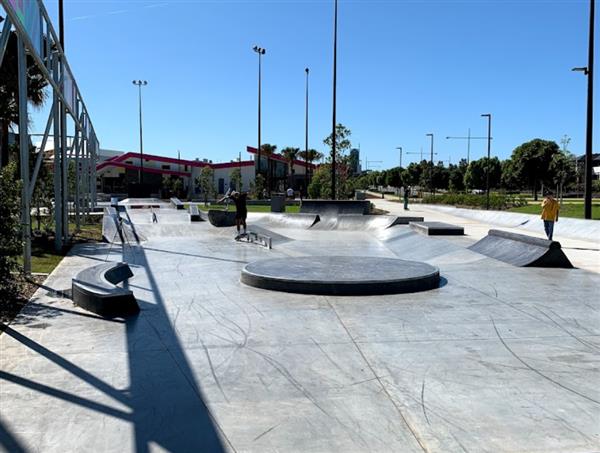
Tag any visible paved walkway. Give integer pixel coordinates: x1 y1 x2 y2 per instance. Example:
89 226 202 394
372 197 600 273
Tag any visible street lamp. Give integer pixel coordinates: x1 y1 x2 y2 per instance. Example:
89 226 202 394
132 80 148 186
331 0 338 200
572 0 595 219
253 45 266 182
305 67 309 196
481 113 492 210
396 146 403 168
426 133 434 194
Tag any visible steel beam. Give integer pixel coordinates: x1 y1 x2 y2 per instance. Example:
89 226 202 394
17 36 31 273
0 16 11 67
28 105 54 202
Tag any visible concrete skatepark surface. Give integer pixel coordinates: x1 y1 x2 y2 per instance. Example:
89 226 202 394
1 199 599 452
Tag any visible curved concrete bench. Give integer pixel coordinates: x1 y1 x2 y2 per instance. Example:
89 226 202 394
469 229 573 268
72 262 139 317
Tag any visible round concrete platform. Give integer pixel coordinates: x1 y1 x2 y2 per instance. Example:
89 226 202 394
241 256 440 295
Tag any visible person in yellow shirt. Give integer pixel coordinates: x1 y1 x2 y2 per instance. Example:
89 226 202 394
541 190 559 240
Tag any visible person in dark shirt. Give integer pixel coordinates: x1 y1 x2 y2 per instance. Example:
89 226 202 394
220 191 248 238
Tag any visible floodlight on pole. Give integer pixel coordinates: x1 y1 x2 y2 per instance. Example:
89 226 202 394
305 67 310 196
132 80 148 186
253 45 266 185
572 0 595 220
331 0 338 200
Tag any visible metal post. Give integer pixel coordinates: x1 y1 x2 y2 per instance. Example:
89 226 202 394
0 17 11 69
305 67 309 195
331 0 338 200
52 53 63 251
91 136 97 208
396 147 403 168
584 0 595 220
61 93 68 242
74 126 81 229
17 36 31 273
58 0 64 50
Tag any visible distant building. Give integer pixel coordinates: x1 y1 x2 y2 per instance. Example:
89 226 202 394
348 148 361 175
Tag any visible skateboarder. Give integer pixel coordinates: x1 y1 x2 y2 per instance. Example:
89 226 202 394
219 191 248 239
403 185 411 211
541 190 559 240
151 208 158 223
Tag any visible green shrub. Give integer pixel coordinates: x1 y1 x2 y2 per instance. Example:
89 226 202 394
422 193 528 210
0 162 22 299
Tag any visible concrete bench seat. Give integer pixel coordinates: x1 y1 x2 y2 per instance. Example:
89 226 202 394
72 262 139 317
170 197 184 210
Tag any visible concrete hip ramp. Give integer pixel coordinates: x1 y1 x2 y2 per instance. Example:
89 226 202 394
311 214 409 231
300 200 371 215
469 229 573 268
254 213 321 229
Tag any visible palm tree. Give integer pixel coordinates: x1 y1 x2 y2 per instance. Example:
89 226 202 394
298 148 323 189
0 32 48 167
260 143 277 194
281 147 300 188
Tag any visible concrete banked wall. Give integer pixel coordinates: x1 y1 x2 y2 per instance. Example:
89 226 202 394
422 204 600 242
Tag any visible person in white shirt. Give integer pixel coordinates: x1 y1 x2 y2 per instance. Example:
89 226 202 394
286 187 294 199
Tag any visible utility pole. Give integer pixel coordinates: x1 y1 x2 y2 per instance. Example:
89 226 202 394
426 134 434 194
446 128 490 165
481 114 492 210
396 146 403 168
305 67 310 196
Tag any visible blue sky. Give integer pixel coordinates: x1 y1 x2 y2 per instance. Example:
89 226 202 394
31 0 597 169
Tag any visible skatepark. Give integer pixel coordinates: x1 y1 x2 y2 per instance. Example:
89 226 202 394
1 199 598 452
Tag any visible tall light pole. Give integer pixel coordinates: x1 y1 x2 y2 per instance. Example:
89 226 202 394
481 113 492 210
446 128 490 165
132 80 148 186
305 67 310 195
426 133 434 194
253 45 266 183
395 147 403 168
331 0 338 200
572 0 595 219
58 0 64 49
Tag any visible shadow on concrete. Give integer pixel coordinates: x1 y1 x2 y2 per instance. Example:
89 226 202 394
0 244 227 452
0 415 27 453
10 302 126 326
143 245 249 265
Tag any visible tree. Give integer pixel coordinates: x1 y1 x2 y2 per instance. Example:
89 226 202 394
229 167 242 191
323 123 352 162
448 159 468 192
432 161 450 192
308 164 332 199
0 32 49 167
163 176 183 198
0 162 22 300
509 139 560 200
385 167 403 191
464 157 501 191
281 147 299 188
323 124 352 199
404 162 424 187
195 166 215 206
549 151 576 202
249 173 266 199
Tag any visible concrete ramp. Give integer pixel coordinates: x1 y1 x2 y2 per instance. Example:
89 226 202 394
469 229 573 268
311 215 406 231
300 200 370 215
254 213 320 229
202 209 237 227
